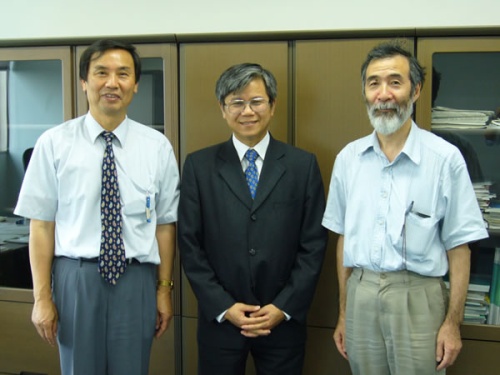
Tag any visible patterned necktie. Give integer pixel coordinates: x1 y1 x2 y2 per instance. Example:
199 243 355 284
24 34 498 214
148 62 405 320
245 149 259 199
98 132 126 285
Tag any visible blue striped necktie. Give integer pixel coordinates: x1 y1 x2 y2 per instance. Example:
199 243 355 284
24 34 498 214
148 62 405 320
98 132 126 285
245 149 259 199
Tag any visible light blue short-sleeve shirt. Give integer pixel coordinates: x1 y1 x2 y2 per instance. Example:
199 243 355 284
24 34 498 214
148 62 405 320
322 122 488 276
14 113 180 264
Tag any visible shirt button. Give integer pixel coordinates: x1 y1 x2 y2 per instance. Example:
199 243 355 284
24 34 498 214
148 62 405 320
249 248 256 256
251 214 257 221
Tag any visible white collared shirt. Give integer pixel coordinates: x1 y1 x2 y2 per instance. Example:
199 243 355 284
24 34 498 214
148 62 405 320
232 132 270 175
14 113 180 264
322 121 488 276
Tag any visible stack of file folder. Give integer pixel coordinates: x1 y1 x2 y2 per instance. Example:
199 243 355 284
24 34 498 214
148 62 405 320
432 106 495 130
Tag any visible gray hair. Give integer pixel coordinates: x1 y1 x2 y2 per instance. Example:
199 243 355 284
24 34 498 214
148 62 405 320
361 41 426 97
215 63 277 105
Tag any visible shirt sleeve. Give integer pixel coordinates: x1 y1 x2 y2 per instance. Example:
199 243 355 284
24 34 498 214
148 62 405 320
14 132 58 221
154 140 180 225
322 151 347 235
440 150 488 250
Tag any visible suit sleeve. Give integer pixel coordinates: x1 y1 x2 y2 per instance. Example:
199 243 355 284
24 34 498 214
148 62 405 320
272 154 328 322
178 155 235 321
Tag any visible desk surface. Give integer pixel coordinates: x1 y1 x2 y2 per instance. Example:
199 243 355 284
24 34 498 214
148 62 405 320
0 218 31 289
0 218 29 253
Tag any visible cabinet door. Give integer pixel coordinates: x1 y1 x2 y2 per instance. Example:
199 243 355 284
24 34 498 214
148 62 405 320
179 40 289 315
0 47 72 335
416 36 500 373
179 41 289 375
0 46 72 221
0 298 61 374
294 37 414 330
416 37 500 130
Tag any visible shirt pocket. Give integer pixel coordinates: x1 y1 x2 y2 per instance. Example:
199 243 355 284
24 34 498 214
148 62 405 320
404 212 440 260
122 179 156 220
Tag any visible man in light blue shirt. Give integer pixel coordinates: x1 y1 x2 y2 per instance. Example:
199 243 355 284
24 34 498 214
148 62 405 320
322 41 488 375
14 40 179 375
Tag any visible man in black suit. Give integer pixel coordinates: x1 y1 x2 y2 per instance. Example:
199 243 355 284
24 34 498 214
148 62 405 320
178 63 328 375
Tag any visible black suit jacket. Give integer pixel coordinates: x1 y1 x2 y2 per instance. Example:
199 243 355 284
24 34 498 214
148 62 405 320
178 136 327 346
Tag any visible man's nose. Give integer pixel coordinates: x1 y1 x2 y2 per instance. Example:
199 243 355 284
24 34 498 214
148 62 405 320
241 102 255 114
105 74 118 87
377 84 392 101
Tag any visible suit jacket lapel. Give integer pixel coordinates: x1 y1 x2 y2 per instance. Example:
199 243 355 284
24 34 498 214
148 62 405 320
217 139 253 210
252 137 286 213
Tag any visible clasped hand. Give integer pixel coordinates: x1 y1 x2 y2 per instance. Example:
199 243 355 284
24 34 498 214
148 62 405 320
224 303 285 338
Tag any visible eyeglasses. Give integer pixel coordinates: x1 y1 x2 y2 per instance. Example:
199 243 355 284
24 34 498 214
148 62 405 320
224 98 270 114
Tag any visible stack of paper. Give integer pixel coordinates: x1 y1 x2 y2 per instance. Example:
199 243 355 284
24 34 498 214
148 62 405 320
484 207 500 231
464 291 490 324
474 182 495 208
432 106 495 130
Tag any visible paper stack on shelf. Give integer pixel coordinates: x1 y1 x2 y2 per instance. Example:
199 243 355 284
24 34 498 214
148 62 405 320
473 182 495 209
472 182 497 229
466 275 490 324
432 106 495 130
487 248 500 325
464 291 490 324
484 206 500 231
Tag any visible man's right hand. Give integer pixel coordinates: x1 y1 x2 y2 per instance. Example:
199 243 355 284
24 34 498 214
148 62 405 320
224 303 270 337
333 316 349 360
32 298 58 347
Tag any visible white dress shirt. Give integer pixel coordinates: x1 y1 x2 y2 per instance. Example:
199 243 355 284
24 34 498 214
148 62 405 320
14 113 180 264
322 122 488 276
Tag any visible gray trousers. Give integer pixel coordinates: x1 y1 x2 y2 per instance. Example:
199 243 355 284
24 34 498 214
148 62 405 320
52 257 157 375
345 268 448 375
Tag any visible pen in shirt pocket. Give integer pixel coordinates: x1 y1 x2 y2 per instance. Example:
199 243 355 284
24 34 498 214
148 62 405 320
146 193 151 223
409 201 431 218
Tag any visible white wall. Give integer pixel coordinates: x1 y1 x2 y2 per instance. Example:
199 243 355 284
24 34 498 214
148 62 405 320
1 0 499 41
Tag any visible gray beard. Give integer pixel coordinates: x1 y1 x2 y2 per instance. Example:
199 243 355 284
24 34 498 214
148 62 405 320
367 100 414 135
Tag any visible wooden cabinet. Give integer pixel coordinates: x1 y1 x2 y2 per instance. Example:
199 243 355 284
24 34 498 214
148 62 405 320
416 36 500 375
3 34 500 375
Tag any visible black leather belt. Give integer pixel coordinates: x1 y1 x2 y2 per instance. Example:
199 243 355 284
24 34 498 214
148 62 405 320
60 256 141 264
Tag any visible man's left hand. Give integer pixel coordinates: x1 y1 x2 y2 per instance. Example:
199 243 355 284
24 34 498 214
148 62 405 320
155 288 173 339
435 320 462 370
240 304 285 338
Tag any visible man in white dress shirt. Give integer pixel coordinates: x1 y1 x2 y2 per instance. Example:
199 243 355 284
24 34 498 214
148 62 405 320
322 41 488 375
14 39 179 375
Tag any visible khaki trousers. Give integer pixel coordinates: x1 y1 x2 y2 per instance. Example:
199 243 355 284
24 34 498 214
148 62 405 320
345 268 448 375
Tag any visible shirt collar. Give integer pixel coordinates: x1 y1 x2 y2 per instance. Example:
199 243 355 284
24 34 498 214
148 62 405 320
360 121 421 165
85 112 128 147
400 121 421 165
232 132 270 162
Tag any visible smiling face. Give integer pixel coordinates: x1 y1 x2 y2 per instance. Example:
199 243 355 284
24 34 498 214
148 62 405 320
220 77 275 147
363 55 420 135
81 48 138 129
